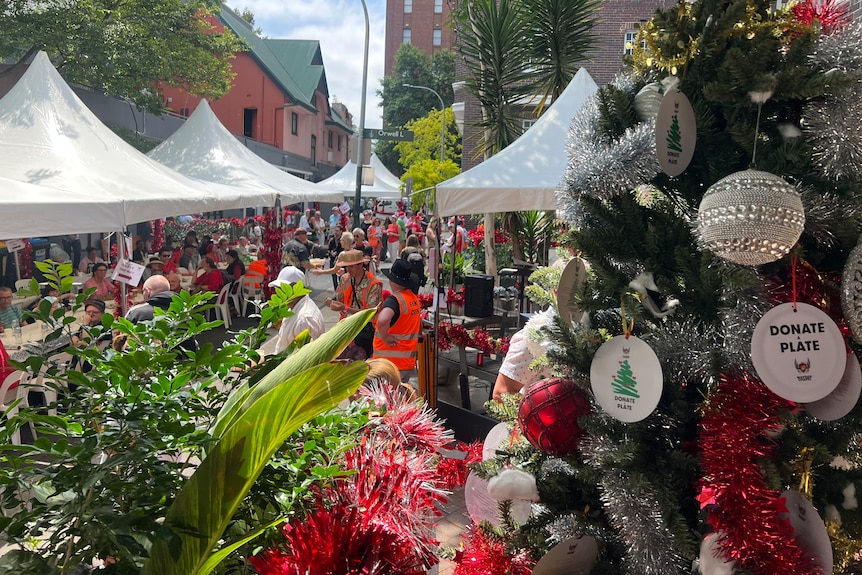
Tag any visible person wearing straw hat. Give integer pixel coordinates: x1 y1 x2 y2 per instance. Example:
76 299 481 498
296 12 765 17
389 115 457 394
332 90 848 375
324 249 382 360
372 259 422 383
269 266 325 354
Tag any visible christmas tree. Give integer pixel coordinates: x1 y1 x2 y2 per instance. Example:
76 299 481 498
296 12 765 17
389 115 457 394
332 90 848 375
458 0 862 573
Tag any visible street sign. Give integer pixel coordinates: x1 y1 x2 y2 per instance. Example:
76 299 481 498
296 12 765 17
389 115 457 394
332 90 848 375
363 128 414 141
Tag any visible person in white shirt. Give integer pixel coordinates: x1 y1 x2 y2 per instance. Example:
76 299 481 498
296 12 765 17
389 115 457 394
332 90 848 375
78 246 106 274
269 266 326 354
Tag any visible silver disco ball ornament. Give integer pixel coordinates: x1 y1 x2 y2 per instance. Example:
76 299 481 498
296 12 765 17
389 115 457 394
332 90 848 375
696 169 805 266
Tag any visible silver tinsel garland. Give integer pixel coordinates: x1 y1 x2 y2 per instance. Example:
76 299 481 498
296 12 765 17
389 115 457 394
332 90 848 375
558 76 661 223
580 433 689 575
804 22 862 181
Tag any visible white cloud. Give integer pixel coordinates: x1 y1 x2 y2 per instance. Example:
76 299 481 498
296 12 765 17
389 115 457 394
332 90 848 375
230 0 387 129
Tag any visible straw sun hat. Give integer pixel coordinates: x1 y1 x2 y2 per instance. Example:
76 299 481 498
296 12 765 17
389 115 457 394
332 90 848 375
334 250 370 268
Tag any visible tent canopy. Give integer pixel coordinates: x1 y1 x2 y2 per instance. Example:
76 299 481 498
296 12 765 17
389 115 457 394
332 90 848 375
0 51 252 238
435 68 598 217
148 100 342 206
317 153 403 200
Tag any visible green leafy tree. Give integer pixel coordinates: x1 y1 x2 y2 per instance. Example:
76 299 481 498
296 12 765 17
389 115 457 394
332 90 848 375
452 0 534 157
0 0 243 114
525 0 602 112
395 108 461 209
376 46 455 175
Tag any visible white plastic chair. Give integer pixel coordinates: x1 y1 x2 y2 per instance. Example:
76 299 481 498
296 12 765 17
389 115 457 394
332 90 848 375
228 280 243 317
0 370 28 445
211 284 232 329
14 279 31 291
240 272 264 316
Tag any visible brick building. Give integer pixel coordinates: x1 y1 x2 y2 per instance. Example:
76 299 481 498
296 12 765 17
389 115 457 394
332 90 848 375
384 0 458 75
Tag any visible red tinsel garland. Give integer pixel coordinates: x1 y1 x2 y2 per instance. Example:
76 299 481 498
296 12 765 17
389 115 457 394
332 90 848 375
437 323 510 356
259 210 282 297
453 524 534 575
447 287 466 307
435 441 484 490
17 240 33 279
151 219 164 253
697 372 815 574
791 0 848 34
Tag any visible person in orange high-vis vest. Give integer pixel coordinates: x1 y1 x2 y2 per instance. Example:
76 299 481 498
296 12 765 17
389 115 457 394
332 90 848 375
324 250 383 359
373 259 422 382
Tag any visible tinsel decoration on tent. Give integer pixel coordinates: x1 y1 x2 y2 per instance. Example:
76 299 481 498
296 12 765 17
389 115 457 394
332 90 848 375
466 0 862 572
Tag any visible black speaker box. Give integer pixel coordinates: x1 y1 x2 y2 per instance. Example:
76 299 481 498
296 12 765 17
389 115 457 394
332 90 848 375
464 274 494 317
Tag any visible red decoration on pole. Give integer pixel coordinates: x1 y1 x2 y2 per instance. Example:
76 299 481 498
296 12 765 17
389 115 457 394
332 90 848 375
151 219 164 252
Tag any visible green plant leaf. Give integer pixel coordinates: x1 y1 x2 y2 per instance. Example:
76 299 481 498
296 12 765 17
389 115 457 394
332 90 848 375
196 515 285 575
143 359 369 575
212 308 374 438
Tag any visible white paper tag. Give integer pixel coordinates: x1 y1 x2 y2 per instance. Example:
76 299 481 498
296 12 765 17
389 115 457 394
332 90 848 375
4 239 26 252
751 302 846 402
655 89 697 177
531 535 598 575
557 257 587 325
590 335 663 422
805 353 862 421
112 259 145 287
780 490 833 574
482 422 512 461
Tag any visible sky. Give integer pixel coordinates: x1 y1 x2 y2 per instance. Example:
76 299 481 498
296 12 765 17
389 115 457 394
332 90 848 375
236 0 388 130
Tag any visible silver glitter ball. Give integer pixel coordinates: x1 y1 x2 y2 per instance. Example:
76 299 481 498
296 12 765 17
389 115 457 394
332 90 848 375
696 169 805 266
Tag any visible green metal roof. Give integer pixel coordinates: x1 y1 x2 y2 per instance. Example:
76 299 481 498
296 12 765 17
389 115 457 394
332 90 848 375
218 6 317 113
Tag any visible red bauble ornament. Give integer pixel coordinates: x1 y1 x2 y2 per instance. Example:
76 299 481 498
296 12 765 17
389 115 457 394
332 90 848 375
517 377 591 456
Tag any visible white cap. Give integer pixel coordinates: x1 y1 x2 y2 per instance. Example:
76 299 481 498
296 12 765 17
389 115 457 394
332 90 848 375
268 266 306 288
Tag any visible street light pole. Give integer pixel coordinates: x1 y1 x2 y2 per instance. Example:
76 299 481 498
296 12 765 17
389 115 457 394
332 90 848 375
403 83 447 401
402 84 446 165
353 0 370 230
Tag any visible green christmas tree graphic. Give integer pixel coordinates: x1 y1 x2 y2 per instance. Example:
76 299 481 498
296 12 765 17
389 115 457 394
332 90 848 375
611 359 640 398
666 113 682 152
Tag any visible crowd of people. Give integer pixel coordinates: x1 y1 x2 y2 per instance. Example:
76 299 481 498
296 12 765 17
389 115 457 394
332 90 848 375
2 204 467 386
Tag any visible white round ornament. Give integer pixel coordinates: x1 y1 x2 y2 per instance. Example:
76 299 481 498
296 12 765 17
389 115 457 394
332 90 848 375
698 532 736 575
531 535 598 575
464 472 532 526
482 422 513 461
805 353 862 421
655 88 696 176
590 335 663 422
751 302 845 402
841 238 862 344
556 257 587 325
634 82 663 122
780 490 833 575
696 169 805 266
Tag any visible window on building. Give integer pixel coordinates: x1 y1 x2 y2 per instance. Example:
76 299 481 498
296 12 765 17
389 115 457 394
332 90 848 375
434 0 443 12
403 28 411 44
311 135 317 165
291 112 298 135
624 30 645 55
404 0 412 13
328 130 333 148
522 119 537 133
338 135 342 151
433 29 442 46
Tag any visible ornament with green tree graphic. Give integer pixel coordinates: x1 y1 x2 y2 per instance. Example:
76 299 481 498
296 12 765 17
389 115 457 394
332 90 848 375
666 114 683 152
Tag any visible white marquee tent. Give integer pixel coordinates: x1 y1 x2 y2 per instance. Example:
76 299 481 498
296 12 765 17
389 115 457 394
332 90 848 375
0 52 253 238
435 68 599 217
317 153 403 200
148 100 342 206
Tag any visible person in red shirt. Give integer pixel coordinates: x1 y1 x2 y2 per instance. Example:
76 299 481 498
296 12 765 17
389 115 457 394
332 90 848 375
192 257 225 294
157 248 178 274
386 218 401 262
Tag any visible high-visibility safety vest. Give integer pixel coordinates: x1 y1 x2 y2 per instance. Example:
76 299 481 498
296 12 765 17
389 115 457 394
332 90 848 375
337 272 382 320
373 289 421 371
